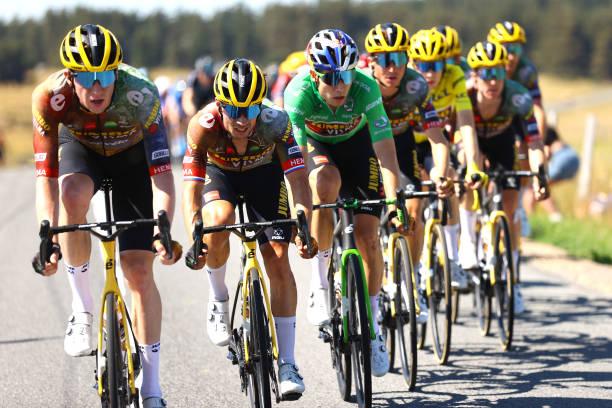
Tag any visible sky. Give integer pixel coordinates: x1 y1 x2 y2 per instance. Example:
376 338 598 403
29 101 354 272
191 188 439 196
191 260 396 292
2 0 317 21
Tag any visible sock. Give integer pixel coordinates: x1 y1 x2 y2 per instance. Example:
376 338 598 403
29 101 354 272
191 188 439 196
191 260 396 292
66 262 94 314
310 248 331 290
444 223 460 261
205 264 229 301
370 293 380 334
137 342 162 400
513 249 520 271
274 316 296 366
459 207 478 245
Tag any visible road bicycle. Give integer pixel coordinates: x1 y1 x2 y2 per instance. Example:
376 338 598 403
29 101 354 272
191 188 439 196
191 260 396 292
186 195 311 408
414 180 453 365
458 166 547 350
33 178 174 408
317 191 407 408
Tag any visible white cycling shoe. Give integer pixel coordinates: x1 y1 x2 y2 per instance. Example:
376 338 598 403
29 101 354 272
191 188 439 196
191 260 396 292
206 299 230 346
306 288 330 326
142 397 167 408
514 284 525 314
450 260 469 290
371 333 390 377
278 363 305 399
64 312 93 357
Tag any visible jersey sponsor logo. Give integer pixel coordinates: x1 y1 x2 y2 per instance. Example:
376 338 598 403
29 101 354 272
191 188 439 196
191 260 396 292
199 112 215 129
84 122 97 130
150 163 172 175
353 80 370 93
271 227 285 240
306 116 362 136
365 97 382 112
183 156 194 164
374 116 389 128
260 107 278 122
313 155 329 165
512 93 528 108
152 149 170 160
33 110 50 134
277 181 288 216
34 153 47 162
144 99 161 129
288 146 300 155
149 124 158 133
368 157 379 192
405 80 422 94
104 121 118 128
204 190 220 202
343 98 355 112
127 90 145 106
50 94 66 111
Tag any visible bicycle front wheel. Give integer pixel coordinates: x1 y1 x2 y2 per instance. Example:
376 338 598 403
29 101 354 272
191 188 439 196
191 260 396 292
347 254 372 408
104 293 129 408
246 274 272 408
393 236 417 390
428 223 452 365
492 215 515 350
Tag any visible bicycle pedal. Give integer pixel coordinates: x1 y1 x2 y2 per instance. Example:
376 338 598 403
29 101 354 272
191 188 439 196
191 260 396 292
227 350 238 365
318 325 332 343
281 392 303 402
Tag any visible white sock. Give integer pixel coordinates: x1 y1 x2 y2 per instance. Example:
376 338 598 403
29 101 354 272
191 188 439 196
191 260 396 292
459 207 478 245
310 248 331 290
274 316 296 366
370 294 380 334
137 342 162 400
513 250 520 271
66 262 94 314
205 264 229 301
444 223 460 261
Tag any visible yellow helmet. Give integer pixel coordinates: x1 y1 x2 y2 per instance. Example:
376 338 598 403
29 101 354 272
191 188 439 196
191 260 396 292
434 25 461 57
364 23 410 53
60 24 122 72
213 59 267 107
487 21 526 44
279 51 306 74
409 29 448 61
467 41 508 69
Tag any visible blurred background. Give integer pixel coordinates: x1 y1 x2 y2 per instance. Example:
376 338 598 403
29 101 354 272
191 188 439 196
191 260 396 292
0 0 610 261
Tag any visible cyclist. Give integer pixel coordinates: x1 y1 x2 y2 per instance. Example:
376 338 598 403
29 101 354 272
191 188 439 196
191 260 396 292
461 41 548 313
409 28 483 290
284 28 452 377
434 25 471 79
364 22 456 322
32 24 181 408
182 58 317 399
271 50 309 107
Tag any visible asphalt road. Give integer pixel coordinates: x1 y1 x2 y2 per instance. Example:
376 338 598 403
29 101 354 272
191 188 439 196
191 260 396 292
1 165 611 407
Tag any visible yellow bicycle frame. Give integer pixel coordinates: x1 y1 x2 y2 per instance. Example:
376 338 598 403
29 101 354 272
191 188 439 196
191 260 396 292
484 210 509 286
96 239 137 397
423 216 447 297
240 240 279 364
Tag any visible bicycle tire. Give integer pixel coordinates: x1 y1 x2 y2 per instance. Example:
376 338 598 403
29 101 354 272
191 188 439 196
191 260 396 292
492 215 515 350
247 274 272 408
105 292 127 408
393 236 417 390
475 268 492 336
377 226 395 372
451 290 460 324
328 235 352 401
347 254 372 408
428 223 452 365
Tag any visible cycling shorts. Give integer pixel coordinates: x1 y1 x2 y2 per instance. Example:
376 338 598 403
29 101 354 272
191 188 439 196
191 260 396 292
415 129 457 175
392 128 421 191
202 161 292 246
58 130 154 252
306 126 384 218
478 129 520 190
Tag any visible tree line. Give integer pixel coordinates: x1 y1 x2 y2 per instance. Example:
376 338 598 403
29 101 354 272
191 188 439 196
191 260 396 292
1 0 611 82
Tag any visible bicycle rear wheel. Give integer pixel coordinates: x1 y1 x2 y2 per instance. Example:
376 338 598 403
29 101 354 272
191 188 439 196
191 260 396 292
393 236 417 390
492 216 515 350
347 254 372 408
246 274 272 408
104 293 129 408
428 223 452 365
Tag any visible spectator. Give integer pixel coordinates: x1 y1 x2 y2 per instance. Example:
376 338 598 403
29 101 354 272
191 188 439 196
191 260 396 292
181 56 216 118
523 126 579 221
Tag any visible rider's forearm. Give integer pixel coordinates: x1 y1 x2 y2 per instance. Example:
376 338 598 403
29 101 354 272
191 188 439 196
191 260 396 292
182 180 204 244
286 168 313 224
527 139 546 172
35 177 59 226
533 103 547 141
151 171 176 233
457 110 479 166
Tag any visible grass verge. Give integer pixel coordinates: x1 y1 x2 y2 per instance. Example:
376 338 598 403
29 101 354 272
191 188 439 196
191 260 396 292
528 214 612 264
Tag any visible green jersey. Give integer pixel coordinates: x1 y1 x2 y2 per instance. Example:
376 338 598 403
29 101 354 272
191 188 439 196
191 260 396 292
283 68 393 146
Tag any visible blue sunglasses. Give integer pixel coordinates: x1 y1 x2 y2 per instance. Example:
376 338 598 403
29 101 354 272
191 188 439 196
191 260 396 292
477 67 506 81
220 103 261 120
315 69 356 86
72 70 117 88
504 43 523 56
415 60 445 73
373 52 408 68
